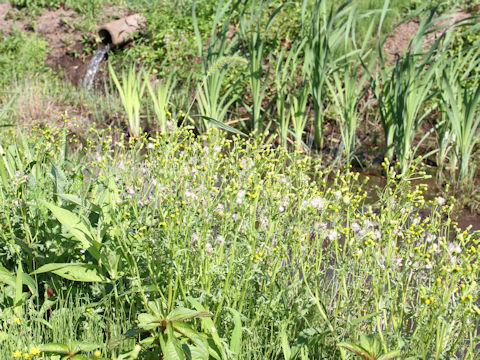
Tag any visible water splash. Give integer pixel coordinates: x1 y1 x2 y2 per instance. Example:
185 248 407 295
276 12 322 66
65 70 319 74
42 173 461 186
82 44 110 90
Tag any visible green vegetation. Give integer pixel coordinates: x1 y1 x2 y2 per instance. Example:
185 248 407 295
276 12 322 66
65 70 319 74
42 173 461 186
0 31 49 85
1 0 480 359
1 125 479 359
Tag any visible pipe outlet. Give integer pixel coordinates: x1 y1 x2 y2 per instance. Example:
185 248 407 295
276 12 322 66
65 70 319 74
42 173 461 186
98 14 144 46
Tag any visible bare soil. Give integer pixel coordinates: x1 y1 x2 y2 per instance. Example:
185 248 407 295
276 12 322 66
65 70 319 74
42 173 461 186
383 9 474 62
0 3 131 85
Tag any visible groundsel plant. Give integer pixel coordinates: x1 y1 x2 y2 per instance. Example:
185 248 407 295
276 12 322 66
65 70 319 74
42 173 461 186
2 122 479 359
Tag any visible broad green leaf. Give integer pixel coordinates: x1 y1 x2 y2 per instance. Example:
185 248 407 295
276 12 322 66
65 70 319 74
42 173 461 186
138 313 161 330
39 343 71 354
53 265 106 283
32 263 106 283
41 200 94 248
50 160 67 197
280 325 292 360
14 262 23 306
229 309 242 359
71 342 100 352
173 322 204 344
188 298 225 358
360 334 382 356
140 336 155 346
32 263 82 275
21 272 37 295
187 343 209 360
0 265 37 296
0 264 15 287
165 326 185 360
123 328 141 337
57 193 83 206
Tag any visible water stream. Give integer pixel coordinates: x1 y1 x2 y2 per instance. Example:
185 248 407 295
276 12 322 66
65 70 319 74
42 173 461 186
82 44 110 90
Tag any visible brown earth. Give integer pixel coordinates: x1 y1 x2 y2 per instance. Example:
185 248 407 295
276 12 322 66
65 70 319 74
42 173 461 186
383 9 475 62
0 3 131 86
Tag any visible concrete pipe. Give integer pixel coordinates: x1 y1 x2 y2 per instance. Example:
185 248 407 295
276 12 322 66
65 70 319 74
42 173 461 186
98 14 144 46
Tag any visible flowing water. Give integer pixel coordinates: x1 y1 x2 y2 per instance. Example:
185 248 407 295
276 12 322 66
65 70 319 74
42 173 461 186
82 44 110 90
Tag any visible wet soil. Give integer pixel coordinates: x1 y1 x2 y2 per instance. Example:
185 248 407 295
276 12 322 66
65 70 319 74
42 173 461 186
382 9 474 62
0 3 131 86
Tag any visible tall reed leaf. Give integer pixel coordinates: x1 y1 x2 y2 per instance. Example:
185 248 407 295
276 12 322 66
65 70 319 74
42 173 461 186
192 0 244 131
327 65 368 166
442 73 480 183
304 0 356 149
368 6 445 172
240 0 284 135
145 71 176 133
109 63 145 137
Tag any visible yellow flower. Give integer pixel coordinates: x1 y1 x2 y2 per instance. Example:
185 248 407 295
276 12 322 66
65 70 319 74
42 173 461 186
12 350 22 358
24 353 33 359
30 347 41 355
13 317 21 324
93 350 101 357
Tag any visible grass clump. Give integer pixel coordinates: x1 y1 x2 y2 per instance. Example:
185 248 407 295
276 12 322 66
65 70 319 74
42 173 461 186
0 31 49 86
